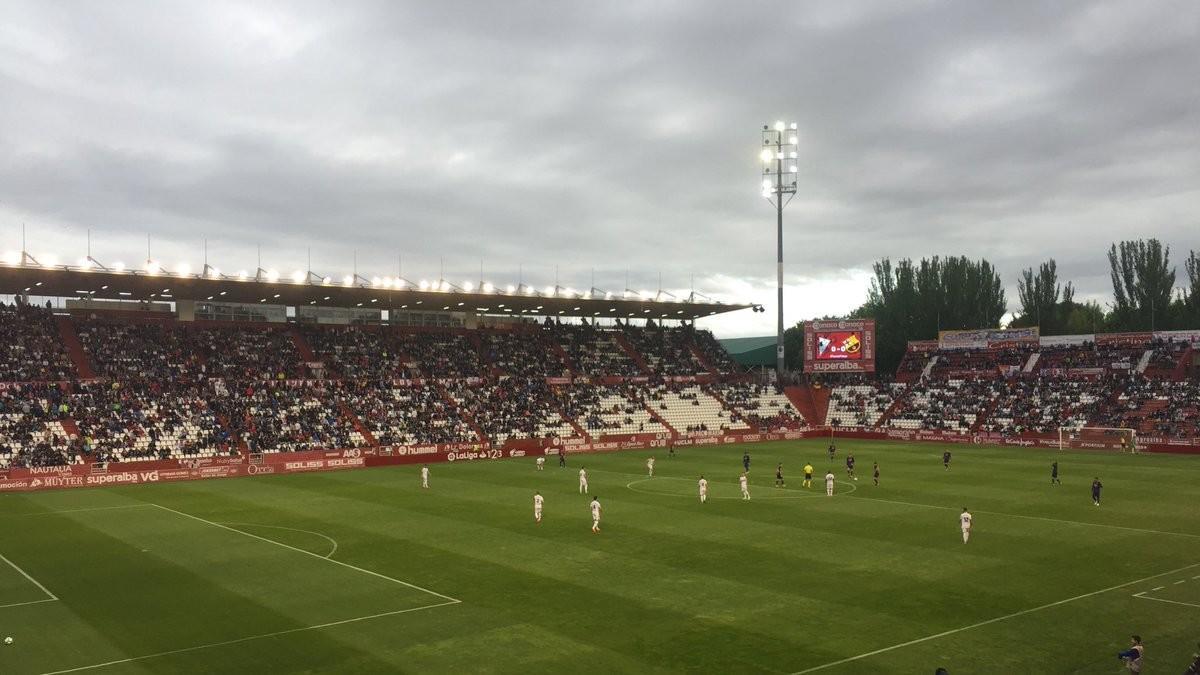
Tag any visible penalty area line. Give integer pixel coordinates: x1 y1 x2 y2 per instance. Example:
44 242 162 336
789 561 1200 674
151 504 459 604
38 599 461 674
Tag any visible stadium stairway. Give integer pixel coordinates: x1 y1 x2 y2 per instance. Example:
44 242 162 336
873 384 912 429
338 403 377 446
783 386 820 425
549 341 578 376
687 343 719 376
436 383 487 444
287 326 318 362
54 316 96 379
1175 346 1194 380
969 398 1000 433
550 389 592 441
612 332 653 375
708 387 758 432
642 403 678 438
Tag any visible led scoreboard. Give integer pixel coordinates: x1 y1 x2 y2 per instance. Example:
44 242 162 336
803 319 876 373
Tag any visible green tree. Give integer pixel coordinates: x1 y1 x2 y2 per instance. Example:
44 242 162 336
1181 249 1200 326
858 255 1006 372
1107 239 1175 330
1011 259 1075 334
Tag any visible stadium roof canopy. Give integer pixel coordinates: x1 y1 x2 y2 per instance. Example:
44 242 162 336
0 263 751 320
718 335 777 366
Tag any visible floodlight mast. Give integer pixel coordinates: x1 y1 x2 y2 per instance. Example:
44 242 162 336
762 121 799 381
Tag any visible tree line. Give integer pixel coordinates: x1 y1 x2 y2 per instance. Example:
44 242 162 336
783 238 1200 373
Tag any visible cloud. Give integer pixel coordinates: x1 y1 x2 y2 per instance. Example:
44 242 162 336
0 0 1197 335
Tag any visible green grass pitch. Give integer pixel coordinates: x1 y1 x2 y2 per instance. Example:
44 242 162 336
1 439 1198 674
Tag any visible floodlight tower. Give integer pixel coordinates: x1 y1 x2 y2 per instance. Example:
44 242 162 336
761 121 799 380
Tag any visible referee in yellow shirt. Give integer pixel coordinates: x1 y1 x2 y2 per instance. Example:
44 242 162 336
802 463 814 488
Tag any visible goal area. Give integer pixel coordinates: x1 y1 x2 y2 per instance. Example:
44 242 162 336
1057 427 1138 452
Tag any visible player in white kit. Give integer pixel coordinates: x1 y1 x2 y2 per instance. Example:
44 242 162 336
646 457 655 477
421 465 430 489
825 470 835 496
579 467 589 493
698 475 708 503
739 472 750 500
960 508 972 543
536 456 545 471
534 492 544 523
590 496 602 533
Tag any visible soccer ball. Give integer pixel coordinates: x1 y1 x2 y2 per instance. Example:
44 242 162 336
4 636 11 645
853 477 858 481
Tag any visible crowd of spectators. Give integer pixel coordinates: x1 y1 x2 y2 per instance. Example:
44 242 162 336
70 380 236 462
302 327 418 379
448 378 576 444
0 383 76 468
77 320 206 384
622 325 704 376
556 383 662 435
691 328 740 373
556 324 643 376
334 381 476 446
480 328 570 378
230 382 365 453
0 302 76 381
709 382 804 429
189 326 307 380
401 332 485 379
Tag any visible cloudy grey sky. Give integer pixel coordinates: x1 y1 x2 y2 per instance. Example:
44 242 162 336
1 1 1198 336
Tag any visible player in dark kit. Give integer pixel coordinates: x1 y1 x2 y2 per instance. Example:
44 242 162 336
1091 477 1103 506
872 462 880 486
743 451 751 473
845 453 856 480
558 447 566 468
775 463 785 487
943 450 952 471
1051 461 1061 485
828 443 836 462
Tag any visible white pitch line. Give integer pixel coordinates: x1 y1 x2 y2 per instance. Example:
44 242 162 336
0 551 58 601
151 504 459 604
1175 580 1187 585
38 599 461 675
0 503 153 519
0 597 56 610
789 561 1200 674
220 522 339 559
1151 586 1165 591
1133 595 1200 610
845 494 1200 540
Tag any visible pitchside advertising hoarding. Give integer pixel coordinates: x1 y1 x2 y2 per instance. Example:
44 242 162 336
803 319 876 373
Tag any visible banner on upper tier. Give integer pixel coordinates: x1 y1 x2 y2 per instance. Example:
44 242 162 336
938 327 1039 350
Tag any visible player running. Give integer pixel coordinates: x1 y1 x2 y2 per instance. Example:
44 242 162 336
775 463 785 488
534 492 544 523
1050 461 1060 485
742 451 751 473
960 507 972 543
1092 477 1103 506
846 452 856 481
421 465 430 489
803 462 814 488
943 450 952 471
646 457 655 477
824 470 836 496
589 496 602 533
739 472 750 500
536 456 545 471
579 467 589 494
1117 635 1143 673
873 462 880 486
698 475 708 503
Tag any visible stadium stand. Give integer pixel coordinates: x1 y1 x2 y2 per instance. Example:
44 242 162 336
555 383 669 437
0 302 76 381
3 309 1199 467
648 384 751 433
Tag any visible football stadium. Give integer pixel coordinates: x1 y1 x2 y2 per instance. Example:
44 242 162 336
3 3 1200 674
